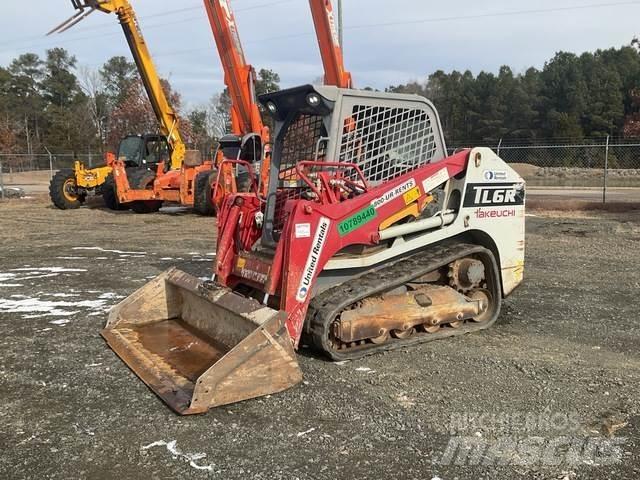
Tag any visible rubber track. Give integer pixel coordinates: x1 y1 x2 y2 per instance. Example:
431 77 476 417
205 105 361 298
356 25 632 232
307 242 502 361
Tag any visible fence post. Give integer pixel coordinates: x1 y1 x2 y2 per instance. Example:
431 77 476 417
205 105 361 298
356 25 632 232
44 147 53 181
497 138 503 157
602 135 609 204
0 158 4 200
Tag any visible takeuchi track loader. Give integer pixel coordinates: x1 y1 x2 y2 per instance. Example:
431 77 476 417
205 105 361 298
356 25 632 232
103 83 526 414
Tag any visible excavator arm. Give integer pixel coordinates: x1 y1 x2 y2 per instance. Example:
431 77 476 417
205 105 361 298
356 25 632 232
50 0 186 170
309 0 352 88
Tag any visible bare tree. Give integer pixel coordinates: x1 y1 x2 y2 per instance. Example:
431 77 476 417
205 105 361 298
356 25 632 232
207 93 231 139
78 65 107 151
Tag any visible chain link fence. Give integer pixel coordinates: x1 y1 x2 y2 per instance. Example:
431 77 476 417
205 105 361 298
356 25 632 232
1 139 639 202
447 137 640 203
0 152 106 199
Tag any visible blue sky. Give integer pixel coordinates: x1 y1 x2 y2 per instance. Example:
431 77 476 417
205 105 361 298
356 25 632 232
0 0 639 109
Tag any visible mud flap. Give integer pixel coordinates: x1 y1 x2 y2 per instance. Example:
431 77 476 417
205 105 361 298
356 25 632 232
102 268 302 414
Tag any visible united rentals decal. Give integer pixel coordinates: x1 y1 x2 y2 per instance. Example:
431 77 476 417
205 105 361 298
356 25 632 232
296 217 331 302
463 183 525 208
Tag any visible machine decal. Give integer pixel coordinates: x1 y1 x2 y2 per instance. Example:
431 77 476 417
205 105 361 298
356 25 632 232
463 183 525 208
295 223 311 238
474 207 517 219
483 170 507 181
338 206 377 237
421 168 449 194
296 217 331 302
371 179 416 210
403 187 421 205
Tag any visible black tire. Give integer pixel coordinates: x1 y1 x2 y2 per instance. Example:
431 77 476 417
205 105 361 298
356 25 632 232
49 169 82 210
102 173 128 211
128 169 163 214
193 170 216 216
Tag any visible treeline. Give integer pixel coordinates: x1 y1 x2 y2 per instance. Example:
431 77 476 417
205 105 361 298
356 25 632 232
2 45 640 157
0 49 158 156
0 47 280 158
388 46 640 145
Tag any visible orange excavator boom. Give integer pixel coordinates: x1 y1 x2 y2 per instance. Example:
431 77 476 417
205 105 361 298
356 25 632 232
203 0 268 141
309 0 352 88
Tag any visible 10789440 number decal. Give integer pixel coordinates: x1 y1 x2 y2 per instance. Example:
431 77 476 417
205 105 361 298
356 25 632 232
338 206 377 237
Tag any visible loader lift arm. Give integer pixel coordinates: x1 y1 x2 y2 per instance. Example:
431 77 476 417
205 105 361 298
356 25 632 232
309 0 352 88
50 0 186 170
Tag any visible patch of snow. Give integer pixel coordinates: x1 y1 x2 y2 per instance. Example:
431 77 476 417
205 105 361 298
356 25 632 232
20 273 60 280
49 319 71 325
73 247 147 255
297 428 316 438
85 363 102 367
44 293 80 298
355 367 375 373
160 257 174 261
11 267 88 273
98 292 124 300
0 283 23 287
142 440 213 472
0 273 17 281
0 297 108 318
56 256 86 260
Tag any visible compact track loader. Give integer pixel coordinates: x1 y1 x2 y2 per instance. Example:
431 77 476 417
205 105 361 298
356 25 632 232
104 84 526 414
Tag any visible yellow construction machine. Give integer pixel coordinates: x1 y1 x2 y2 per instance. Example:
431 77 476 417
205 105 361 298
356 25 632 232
49 0 211 214
49 155 115 210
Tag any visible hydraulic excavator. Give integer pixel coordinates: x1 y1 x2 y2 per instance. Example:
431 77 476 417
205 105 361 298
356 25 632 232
102 0 526 414
51 0 215 214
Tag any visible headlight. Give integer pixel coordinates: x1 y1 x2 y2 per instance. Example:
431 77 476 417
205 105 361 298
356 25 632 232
306 93 321 107
266 101 277 114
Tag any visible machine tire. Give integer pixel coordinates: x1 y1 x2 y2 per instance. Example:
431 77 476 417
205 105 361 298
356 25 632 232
193 170 216 216
102 173 128 211
128 168 163 214
49 169 84 210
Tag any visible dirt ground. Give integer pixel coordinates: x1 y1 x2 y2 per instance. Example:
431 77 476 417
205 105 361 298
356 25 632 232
1 195 639 479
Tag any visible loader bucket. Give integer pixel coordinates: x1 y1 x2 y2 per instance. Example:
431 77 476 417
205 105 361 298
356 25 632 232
101 268 302 414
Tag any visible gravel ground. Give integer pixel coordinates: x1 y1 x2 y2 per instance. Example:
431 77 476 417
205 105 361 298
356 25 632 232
0 196 639 479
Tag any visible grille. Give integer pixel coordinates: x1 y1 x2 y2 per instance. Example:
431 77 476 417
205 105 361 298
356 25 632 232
338 104 438 184
272 113 327 236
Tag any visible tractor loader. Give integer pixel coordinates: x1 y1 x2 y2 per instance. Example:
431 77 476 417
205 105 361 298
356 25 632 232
102 1 526 415
49 153 115 210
